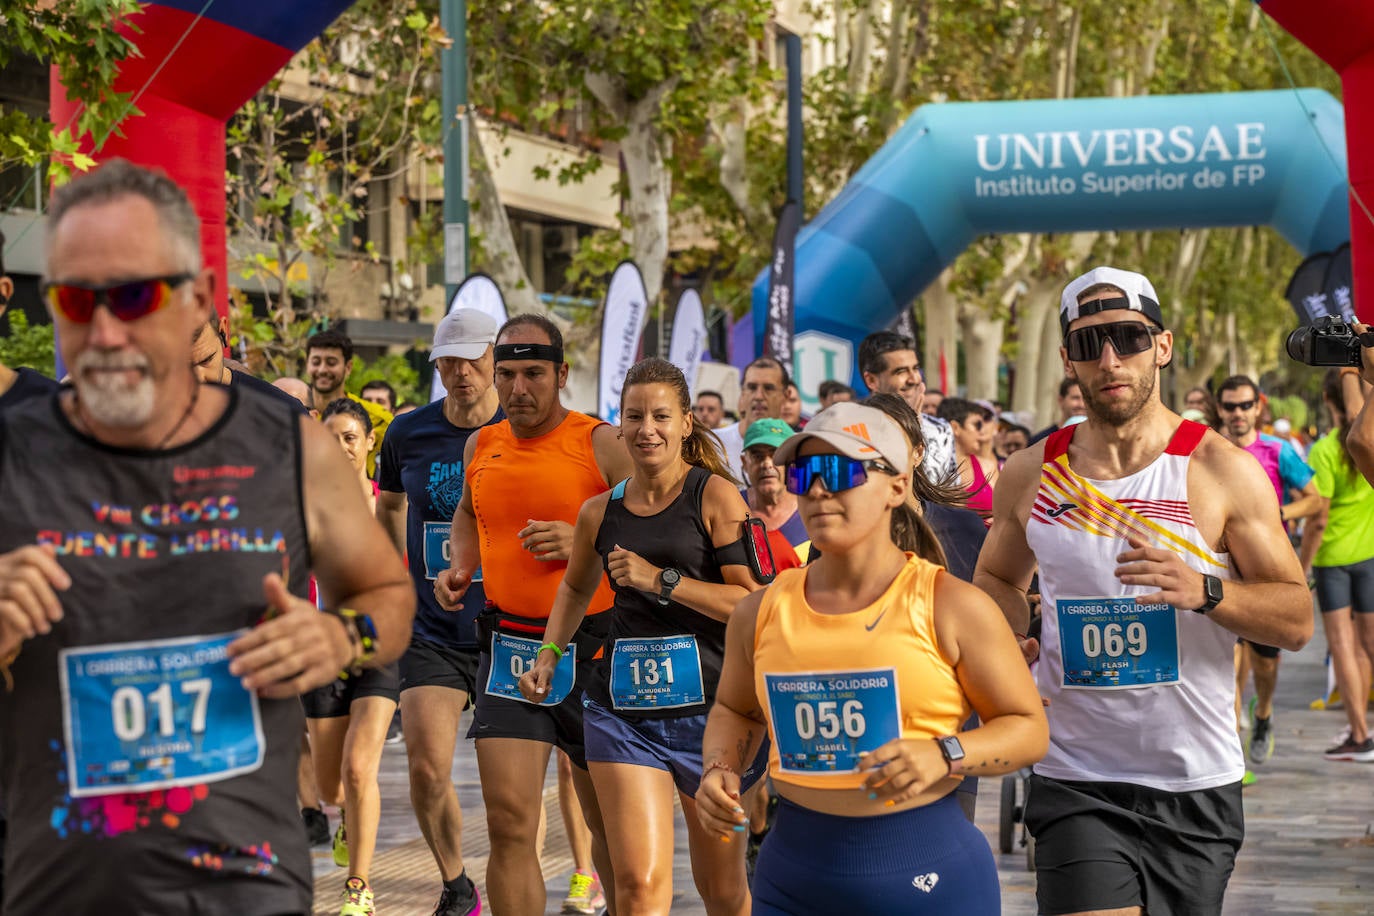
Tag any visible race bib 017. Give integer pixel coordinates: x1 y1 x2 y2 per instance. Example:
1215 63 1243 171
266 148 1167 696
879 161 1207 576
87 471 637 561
485 632 575 706
59 631 264 797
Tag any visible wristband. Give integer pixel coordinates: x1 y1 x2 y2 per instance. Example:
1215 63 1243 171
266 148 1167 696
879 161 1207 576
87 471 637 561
330 607 379 676
703 760 737 778
538 641 565 661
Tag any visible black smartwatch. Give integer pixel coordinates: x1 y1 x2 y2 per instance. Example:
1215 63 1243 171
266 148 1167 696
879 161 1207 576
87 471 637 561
936 735 965 775
1193 574 1224 614
657 568 682 606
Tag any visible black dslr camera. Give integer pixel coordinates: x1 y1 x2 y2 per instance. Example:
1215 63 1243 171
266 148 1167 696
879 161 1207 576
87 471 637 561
1285 315 1374 367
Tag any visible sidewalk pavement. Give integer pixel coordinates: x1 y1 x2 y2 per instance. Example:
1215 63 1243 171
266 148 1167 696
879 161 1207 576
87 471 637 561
313 602 1374 914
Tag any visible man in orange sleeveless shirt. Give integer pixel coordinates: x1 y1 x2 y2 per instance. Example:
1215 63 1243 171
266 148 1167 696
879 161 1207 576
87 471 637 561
435 314 631 916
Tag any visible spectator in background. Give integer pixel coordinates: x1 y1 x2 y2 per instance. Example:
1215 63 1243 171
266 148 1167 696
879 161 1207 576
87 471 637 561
1305 368 1374 762
1184 385 1220 430
394 402 418 416
713 357 790 481
938 397 998 527
781 382 805 430
360 379 397 415
304 329 392 476
692 389 726 429
1272 417 1307 461
922 388 945 416
1029 378 1085 444
858 331 957 486
817 379 854 410
997 423 1031 462
739 418 809 568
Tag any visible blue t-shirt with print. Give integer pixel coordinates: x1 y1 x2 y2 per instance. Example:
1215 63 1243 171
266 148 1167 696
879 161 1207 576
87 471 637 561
379 400 503 648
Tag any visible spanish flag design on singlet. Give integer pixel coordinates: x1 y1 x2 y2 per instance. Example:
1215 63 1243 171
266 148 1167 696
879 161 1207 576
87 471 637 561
1026 420 1244 793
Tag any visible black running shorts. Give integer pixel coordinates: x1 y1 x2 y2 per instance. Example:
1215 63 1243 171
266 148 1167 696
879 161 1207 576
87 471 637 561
1025 773 1243 916
301 663 400 719
399 638 480 700
466 608 611 770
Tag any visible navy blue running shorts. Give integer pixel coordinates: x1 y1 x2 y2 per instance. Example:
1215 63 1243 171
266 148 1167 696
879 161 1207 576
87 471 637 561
752 793 998 914
1025 773 1243 916
580 696 766 798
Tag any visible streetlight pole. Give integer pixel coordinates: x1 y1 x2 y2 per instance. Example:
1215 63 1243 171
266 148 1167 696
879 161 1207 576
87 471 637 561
441 0 469 305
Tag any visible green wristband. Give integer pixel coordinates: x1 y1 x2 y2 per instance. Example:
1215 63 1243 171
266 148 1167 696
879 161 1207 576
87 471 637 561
538 642 565 661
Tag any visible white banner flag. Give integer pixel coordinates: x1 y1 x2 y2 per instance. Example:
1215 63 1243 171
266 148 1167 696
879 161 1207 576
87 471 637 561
597 261 650 424
667 288 708 399
432 274 509 401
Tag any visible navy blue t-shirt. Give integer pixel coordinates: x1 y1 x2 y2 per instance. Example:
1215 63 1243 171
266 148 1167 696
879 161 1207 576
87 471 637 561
378 399 503 648
0 368 60 413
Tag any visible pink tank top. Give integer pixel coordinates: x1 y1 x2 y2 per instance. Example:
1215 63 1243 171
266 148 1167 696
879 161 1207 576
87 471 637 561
965 456 994 525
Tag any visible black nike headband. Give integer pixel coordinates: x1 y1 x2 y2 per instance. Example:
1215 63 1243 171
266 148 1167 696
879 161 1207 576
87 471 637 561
494 342 564 364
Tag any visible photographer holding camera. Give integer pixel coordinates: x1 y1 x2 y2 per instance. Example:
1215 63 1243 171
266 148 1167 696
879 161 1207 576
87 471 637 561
1287 316 1374 485
1347 321 1374 485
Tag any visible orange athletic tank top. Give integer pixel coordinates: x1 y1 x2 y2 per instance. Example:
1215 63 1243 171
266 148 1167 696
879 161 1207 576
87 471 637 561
752 555 970 790
467 411 616 617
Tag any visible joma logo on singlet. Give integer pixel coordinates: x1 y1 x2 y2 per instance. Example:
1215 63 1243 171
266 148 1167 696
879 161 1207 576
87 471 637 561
841 423 878 453
1046 502 1078 518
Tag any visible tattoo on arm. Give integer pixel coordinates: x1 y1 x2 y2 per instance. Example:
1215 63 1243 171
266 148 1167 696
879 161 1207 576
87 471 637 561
735 729 754 769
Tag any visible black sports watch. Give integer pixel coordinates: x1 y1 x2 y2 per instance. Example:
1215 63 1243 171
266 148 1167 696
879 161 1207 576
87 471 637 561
936 735 966 775
1193 574 1224 614
657 568 682 606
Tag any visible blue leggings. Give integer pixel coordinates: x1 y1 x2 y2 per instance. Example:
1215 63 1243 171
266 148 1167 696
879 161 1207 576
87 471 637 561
752 793 1000 915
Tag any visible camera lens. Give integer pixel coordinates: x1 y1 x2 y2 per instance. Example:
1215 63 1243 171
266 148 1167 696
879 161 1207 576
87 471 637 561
1285 327 1311 364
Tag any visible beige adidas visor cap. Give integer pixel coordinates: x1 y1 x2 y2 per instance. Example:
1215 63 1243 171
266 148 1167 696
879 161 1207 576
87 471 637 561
774 401 911 471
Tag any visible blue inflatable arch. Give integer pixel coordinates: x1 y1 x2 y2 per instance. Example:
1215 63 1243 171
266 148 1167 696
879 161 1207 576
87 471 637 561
753 89 1349 407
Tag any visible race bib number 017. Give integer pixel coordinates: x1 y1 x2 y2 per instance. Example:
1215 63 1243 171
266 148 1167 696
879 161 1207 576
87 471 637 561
59 632 264 797
764 668 900 774
1057 598 1180 689
485 633 576 706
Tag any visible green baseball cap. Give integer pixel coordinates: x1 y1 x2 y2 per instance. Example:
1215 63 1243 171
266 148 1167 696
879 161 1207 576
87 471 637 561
743 418 793 451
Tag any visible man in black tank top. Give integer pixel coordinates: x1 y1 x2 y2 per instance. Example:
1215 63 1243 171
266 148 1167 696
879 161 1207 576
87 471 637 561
0 160 415 916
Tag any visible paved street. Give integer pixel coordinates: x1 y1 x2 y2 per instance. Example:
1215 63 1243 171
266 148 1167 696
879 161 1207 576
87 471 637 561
312 602 1374 914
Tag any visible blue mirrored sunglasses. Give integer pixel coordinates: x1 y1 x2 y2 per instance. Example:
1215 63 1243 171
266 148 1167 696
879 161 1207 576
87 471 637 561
785 453 897 495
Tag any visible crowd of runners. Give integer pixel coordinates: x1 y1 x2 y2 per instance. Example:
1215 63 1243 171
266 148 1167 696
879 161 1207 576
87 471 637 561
1 160 1373 916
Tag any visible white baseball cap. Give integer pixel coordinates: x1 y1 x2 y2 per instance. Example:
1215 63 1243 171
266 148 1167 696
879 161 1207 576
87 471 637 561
1060 266 1165 334
430 308 497 361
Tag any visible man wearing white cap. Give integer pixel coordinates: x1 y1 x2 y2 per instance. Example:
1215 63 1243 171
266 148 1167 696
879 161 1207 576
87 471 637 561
974 266 1312 916
374 308 501 916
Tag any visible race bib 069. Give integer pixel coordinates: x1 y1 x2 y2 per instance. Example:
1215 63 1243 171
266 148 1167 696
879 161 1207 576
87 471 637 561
1057 597 1180 689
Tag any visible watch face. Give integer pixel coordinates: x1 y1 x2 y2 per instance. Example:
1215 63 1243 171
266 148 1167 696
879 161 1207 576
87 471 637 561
940 736 965 761
662 568 681 586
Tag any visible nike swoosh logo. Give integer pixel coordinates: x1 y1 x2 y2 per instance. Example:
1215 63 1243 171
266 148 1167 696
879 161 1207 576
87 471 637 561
865 609 887 631
513 346 532 354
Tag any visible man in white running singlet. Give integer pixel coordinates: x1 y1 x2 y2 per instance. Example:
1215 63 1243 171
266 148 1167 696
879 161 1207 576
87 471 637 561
973 266 1312 916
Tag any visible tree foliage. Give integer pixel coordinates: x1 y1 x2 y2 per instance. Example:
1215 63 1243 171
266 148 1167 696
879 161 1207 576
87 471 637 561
0 309 56 377
0 0 141 185
225 0 449 375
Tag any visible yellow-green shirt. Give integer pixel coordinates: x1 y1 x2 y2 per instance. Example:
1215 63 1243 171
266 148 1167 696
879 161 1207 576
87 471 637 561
1309 431 1374 568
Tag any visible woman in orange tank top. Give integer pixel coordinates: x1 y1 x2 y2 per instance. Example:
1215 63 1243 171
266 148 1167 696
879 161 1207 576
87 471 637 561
697 402 1047 914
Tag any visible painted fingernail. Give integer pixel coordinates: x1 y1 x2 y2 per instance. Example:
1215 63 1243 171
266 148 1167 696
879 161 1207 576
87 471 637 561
719 835 731 843
885 800 895 807
731 806 744 814
867 792 877 800
732 825 746 832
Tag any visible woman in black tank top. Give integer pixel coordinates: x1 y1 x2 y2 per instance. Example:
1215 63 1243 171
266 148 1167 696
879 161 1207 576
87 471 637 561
520 358 766 915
